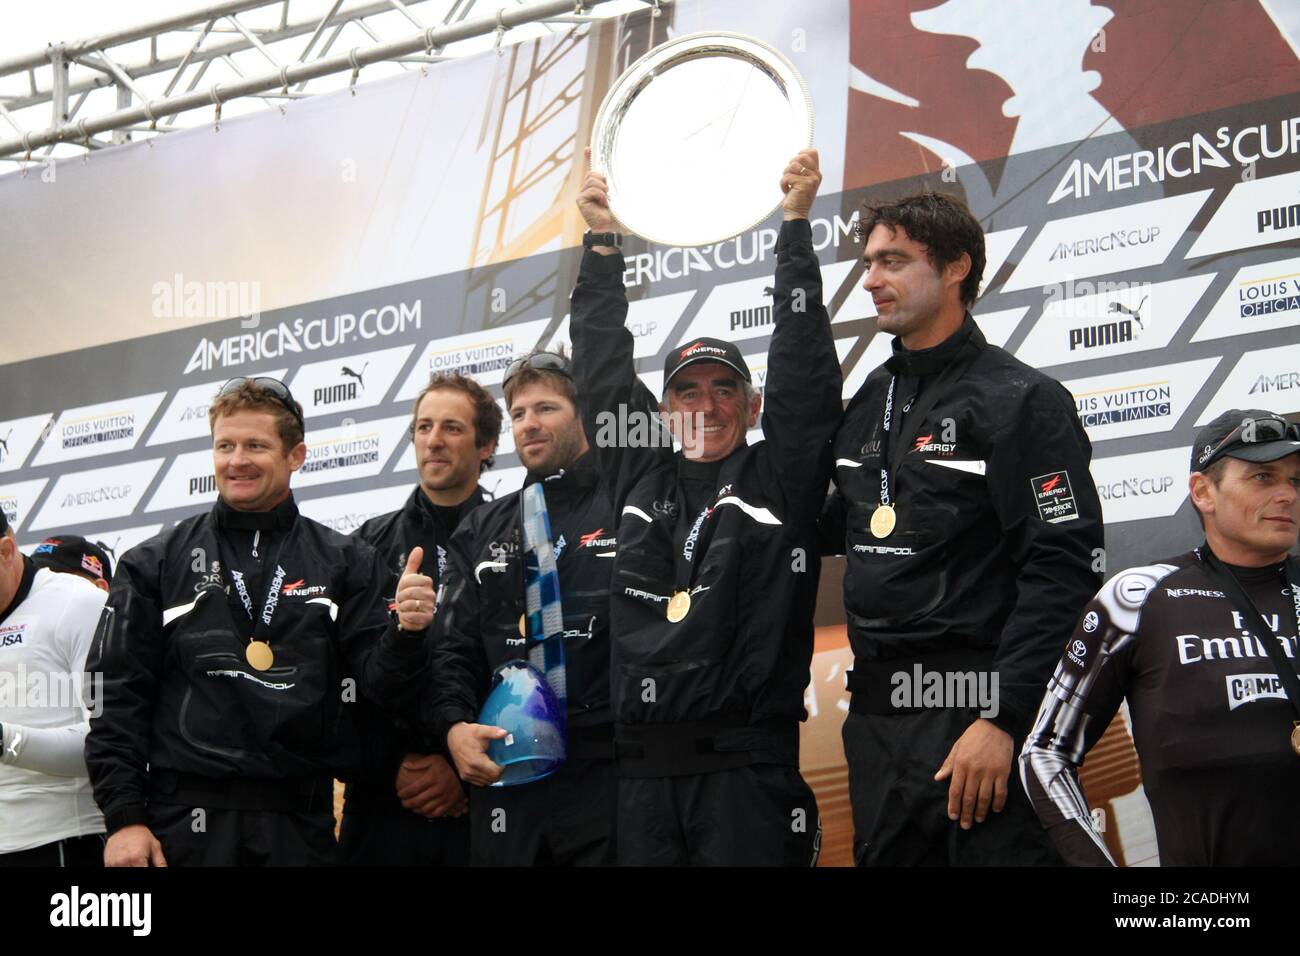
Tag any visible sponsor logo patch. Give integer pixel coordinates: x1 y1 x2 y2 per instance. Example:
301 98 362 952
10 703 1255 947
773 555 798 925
579 528 617 549
1067 639 1089 667
282 579 329 597
0 623 28 648
1226 672 1289 710
1032 470 1079 523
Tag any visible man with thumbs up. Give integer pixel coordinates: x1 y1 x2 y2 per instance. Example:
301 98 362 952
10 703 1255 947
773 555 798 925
87 377 432 866
342 372 501 866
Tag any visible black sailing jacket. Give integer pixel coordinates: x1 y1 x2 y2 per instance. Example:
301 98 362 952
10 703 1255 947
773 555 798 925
347 485 488 796
569 218 841 744
822 315 1104 738
85 495 427 833
429 453 616 742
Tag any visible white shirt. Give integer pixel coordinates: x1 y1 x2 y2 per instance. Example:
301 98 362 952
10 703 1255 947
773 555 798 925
0 565 107 853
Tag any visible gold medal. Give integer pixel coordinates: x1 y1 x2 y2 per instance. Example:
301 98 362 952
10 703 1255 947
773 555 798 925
246 641 274 671
519 614 526 637
1291 722 1300 757
667 590 691 623
870 504 896 539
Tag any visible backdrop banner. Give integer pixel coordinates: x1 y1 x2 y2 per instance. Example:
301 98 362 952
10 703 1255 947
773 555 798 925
3 0 1298 867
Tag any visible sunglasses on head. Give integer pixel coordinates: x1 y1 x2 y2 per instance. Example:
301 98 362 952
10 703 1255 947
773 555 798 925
503 352 572 387
218 376 305 432
1199 415 1300 469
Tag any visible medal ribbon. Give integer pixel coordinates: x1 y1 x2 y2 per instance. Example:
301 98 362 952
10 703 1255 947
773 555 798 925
1197 544 1300 733
671 455 744 598
216 528 291 648
877 338 983 510
880 377 896 507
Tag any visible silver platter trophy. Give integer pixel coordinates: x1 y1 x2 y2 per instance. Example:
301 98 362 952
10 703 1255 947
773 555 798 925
590 32 814 248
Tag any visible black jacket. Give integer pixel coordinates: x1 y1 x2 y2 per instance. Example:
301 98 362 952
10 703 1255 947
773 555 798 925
429 453 616 743
569 218 840 752
346 485 488 804
85 495 428 834
822 314 1104 740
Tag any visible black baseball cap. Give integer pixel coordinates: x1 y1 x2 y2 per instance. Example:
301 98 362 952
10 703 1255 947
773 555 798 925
1191 408 1300 473
663 338 752 387
30 534 114 584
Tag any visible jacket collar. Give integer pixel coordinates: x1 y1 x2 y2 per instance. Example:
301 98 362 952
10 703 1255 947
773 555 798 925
522 450 602 494
884 312 985 377
406 484 489 525
212 493 299 531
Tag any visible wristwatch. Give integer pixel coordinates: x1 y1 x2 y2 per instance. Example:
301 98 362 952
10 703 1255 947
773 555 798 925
582 230 622 249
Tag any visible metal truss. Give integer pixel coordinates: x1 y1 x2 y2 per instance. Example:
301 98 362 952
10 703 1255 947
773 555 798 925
0 0 664 163
468 1 672 267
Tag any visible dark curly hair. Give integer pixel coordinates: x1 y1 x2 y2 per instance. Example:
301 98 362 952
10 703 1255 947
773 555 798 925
858 192 986 307
409 372 503 474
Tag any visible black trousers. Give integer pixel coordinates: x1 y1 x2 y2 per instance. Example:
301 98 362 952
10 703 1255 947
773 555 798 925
0 833 105 867
618 764 821 866
148 801 338 866
468 757 616 866
842 709 1062 866
338 806 469 867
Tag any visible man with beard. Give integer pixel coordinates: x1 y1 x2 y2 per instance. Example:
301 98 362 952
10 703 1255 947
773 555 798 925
431 351 618 865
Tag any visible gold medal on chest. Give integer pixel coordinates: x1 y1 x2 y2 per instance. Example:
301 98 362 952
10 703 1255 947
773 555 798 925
870 504 896 539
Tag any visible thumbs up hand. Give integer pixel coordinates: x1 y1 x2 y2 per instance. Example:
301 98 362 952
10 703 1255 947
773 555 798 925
396 546 436 634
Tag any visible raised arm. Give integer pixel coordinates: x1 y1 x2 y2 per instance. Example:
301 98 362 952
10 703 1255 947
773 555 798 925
756 149 843 526
569 163 673 515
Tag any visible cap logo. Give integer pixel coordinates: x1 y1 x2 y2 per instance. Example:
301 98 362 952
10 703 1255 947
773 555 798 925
680 342 727 359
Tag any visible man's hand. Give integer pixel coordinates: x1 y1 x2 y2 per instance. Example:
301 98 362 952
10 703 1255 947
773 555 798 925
577 147 625 252
446 721 507 787
780 147 822 221
934 718 1013 829
395 752 468 818
395 547 436 633
104 824 167 867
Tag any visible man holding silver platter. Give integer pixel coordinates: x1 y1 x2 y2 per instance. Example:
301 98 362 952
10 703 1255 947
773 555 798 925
570 148 839 865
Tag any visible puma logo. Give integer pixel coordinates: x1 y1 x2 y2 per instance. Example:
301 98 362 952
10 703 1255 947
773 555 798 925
1107 295 1148 331
341 362 369 389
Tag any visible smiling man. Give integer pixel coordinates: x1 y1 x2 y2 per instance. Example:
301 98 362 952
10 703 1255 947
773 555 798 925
85 377 433 866
342 372 500 866
429 351 619 866
571 149 840 866
822 192 1104 866
1022 409 1300 866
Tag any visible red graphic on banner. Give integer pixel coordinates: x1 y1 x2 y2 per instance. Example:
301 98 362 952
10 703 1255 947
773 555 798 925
844 0 1300 191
